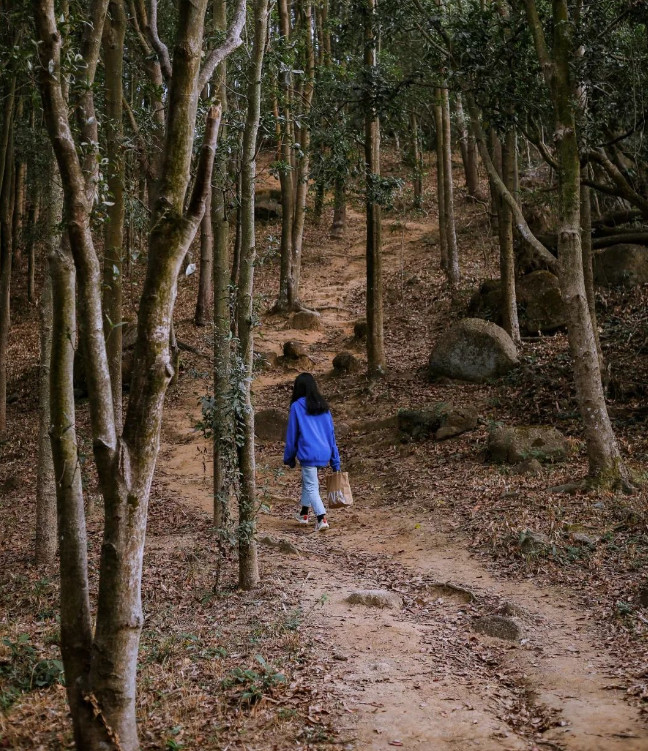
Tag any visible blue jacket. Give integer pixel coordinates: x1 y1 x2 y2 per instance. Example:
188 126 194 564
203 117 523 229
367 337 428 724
283 397 341 470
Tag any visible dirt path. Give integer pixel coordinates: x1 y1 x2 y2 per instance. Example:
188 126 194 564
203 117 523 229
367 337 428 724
160 207 648 750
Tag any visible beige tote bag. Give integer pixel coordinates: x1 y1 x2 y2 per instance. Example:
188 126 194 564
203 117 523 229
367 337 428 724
326 471 354 508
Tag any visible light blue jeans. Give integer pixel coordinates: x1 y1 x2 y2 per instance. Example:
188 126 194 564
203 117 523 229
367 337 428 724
301 465 326 516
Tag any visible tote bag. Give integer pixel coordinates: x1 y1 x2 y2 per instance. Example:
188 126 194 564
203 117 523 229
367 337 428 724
326 471 354 509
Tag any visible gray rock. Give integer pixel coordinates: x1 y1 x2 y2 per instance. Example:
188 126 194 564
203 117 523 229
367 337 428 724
353 319 368 340
255 189 282 222
467 272 565 335
255 408 288 442
472 615 523 641
290 310 321 331
425 582 475 603
594 244 648 288
487 424 568 464
346 589 402 610
258 536 300 556
638 582 648 608
332 351 360 374
398 403 478 442
511 458 543 476
517 270 565 334
572 532 598 547
429 319 518 383
520 530 552 554
283 340 308 359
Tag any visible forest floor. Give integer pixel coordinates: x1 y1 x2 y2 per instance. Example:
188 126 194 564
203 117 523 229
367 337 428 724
1 154 647 750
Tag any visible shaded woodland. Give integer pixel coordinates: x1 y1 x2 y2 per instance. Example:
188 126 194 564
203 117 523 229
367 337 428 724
0 0 647 748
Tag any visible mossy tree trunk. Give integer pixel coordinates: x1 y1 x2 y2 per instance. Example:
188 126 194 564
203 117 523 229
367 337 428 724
499 130 520 344
524 0 627 485
235 0 269 590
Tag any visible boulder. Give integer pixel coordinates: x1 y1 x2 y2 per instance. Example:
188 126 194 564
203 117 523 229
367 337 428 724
283 340 308 359
594 244 648 287
346 590 402 610
255 408 288 442
332 351 360 374
472 615 523 642
255 188 282 222
511 458 543 476
398 403 478 442
428 319 518 383
353 319 368 341
517 270 565 334
290 310 321 331
520 530 552 554
259 536 300 556
467 272 565 334
488 424 567 464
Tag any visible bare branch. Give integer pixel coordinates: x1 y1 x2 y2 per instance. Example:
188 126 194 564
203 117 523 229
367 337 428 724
148 0 172 81
585 148 648 217
198 0 247 90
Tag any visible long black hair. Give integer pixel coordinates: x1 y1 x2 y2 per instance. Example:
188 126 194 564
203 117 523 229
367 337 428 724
291 373 330 415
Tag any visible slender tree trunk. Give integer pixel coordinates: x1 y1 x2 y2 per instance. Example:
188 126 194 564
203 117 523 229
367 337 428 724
410 112 423 209
195 181 214 325
50 233 104 748
489 130 502 232
287 0 315 309
580 171 602 372
330 176 347 238
364 0 386 377
236 0 268 590
455 95 480 198
499 130 520 344
433 92 448 270
441 88 459 286
26 196 40 303
212 0 231 531
0 104 15 438
35 160 61 567
102 0 126 431
274 0 294 312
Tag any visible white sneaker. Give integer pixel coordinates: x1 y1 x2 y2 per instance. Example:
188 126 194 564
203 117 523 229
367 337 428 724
315 517 330 532
294 512 310 525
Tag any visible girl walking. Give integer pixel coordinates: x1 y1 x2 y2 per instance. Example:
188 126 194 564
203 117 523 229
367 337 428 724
283 373 341 531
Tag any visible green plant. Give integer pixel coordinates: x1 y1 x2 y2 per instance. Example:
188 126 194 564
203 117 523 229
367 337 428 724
221 655 286 706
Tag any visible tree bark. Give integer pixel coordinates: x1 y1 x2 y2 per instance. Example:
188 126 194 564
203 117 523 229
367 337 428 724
499 130 520 344
330 176 347 239
364 0 386 377
35 158 61 567
441 88 459 287
455 94 480 198
236 0 268 590
433 91 448 270
102 0 126 432
195 181 214 326
410 112 423 209
580 168 602 372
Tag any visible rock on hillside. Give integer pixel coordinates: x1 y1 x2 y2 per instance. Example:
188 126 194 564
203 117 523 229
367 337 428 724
487 424 568 464
398 403 478 441
593 244 648 287
428 318 518 383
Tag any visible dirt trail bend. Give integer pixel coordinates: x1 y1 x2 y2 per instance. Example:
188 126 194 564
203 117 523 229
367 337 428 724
160 208 648 750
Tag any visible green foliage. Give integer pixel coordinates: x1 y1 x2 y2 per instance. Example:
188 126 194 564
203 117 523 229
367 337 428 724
0 634 65 709
221 655 286 706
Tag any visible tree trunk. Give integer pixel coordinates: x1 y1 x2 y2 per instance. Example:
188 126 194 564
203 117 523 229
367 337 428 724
499 130 520 344
580 174 602 373
102 0 126 431
35 159 61 567
410 112 423 209
0 95 15 438
455 94 480 198
287 0 315 309
274 0 295 313
364 0 386 377
330 176 347 238
212 0 231 532
236 0 268 590
433 91 448 270
524 0 627 484
441 88 459 287
195 181 213 325
26 195 40 303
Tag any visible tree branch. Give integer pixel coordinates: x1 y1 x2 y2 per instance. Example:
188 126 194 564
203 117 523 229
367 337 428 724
148 0 172 81
198 0 247 91
186 105 222 229
585 148 648 217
